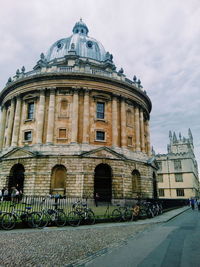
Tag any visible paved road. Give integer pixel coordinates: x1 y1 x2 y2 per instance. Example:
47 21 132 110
85 208 200 267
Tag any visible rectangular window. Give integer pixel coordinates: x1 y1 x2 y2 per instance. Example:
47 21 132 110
158 189 165 197
24 131 32 141
59 128 67 139
27 102 34 120
176 189 184 197
96 102 105 119
157 174 163 183
174 160 182 170
175 173 183 182
96 131 105 141
127 136 132 146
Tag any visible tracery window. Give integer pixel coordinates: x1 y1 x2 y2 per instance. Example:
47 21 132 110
174 160 182 170
175 173 183 182
157 174 163 183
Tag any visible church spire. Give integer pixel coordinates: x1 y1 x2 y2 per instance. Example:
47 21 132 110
173 132 177 143
188 128 193 144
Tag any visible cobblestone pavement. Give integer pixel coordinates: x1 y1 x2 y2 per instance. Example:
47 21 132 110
0 207 189 267
0 224 151 267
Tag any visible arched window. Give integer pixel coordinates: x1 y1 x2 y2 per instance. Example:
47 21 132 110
51 165 67 195
132 169 140 197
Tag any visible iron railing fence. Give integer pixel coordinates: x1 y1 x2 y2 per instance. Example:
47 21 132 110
0 195 188 219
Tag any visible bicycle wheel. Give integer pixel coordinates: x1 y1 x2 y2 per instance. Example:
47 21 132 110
123 209 133 221
55 210 66 227
1 213 16 230
29 212 43 228
112 209 122 222
68 211 81 227
84 210 95 225
38 212 49 228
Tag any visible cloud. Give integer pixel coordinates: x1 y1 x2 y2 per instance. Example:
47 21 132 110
0 0 199 169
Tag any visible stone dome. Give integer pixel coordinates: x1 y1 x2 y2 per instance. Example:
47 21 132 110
46 19 107 62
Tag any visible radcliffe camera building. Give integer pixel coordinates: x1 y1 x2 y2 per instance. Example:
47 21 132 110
156 130 199 199
0 20 157 201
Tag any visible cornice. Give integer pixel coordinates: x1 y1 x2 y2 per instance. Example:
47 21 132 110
0 72 151 109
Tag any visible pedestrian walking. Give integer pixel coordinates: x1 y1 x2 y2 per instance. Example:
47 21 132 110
190 198 195 210
197 199 200 211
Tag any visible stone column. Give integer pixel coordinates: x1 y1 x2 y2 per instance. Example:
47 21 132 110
36 90 45 144
135 106 141 151
146 119 151 156
120 97 126 147
140 109 145 152
82 89 90 143
71 89 79 143
6 99 15 147
112 96 118 147
0 106 7 149
11 96 22 147
46 88 55 143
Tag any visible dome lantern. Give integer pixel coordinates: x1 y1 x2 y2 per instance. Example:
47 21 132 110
72 18 89 35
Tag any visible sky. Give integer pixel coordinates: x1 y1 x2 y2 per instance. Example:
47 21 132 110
0 0 199 168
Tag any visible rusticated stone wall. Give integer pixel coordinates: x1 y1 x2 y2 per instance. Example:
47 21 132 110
0 155 155 199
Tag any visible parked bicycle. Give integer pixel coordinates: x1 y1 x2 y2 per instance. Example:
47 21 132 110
1 202 41 230
37 199 66 228
111 204 133 222
68 200 95 226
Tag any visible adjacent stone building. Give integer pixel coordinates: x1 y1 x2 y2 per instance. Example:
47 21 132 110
156 130 199 199
0 20 157 200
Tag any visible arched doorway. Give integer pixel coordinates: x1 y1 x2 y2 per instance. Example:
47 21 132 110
94 164 112 202
51 165 67 196
153 172 158 199
132 169 141 197
8 164 25 192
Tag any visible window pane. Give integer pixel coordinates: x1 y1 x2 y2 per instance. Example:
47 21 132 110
24 131 32 141
27 102 34 119
176 189 184 196
96 131 105 141
159 189 164 197
96 102 105 119
175 173 183 182
174 160 182 170
157 174 163 183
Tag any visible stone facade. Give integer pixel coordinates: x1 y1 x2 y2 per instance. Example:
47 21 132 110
0 20 157 200
156 130 199 199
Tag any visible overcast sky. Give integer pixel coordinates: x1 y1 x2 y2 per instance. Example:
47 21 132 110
0 0 199 168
